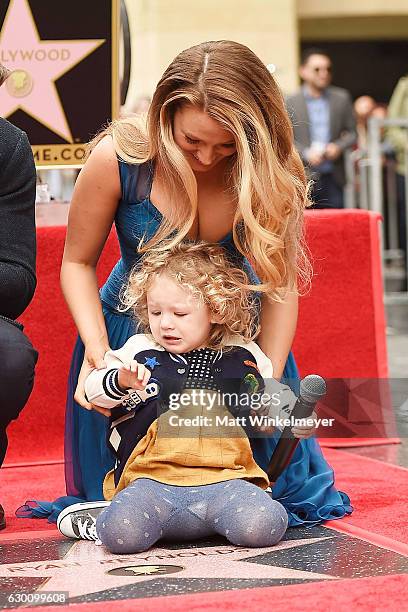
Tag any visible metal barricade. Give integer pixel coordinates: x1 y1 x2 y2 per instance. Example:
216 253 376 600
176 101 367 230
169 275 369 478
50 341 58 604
344 117 408 302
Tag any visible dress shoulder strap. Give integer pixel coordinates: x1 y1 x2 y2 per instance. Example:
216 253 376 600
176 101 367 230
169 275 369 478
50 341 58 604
118 159 154 204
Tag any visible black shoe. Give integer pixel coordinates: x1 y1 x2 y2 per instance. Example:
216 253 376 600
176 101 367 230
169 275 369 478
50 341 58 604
0 504 5 530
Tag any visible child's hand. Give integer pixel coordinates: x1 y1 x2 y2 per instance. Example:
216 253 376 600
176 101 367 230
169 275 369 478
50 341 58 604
118 360 151 391
291 411 318 439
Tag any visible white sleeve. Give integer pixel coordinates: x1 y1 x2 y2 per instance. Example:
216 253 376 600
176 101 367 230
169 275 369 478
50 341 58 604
84 334 161 409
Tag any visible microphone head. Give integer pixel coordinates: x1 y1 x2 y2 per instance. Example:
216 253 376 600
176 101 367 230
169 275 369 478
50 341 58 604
300 375 327 402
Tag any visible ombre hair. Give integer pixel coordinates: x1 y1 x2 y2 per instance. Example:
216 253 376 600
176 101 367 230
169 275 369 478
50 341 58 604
121 241 259 351
91 40 311 299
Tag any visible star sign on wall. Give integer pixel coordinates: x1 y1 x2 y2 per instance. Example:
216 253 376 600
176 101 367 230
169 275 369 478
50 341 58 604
0 0 105 141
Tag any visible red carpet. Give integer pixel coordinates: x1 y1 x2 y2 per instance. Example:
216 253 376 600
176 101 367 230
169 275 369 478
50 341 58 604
1 447 407 545
293 210 388 379
1 449 407 610
293 210 395 448
323 449 408 544
0 463 63 537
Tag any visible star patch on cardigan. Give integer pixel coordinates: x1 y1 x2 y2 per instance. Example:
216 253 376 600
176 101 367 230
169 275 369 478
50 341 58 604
144 356 161 370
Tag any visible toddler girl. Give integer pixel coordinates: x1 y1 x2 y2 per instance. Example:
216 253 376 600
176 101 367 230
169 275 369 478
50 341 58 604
57 242 344 553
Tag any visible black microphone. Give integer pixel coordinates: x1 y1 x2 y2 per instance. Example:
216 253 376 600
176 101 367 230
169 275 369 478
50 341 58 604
267 374 327 484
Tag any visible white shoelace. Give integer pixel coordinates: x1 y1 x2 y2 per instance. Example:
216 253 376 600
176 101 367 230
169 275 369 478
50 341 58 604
76 513 98 541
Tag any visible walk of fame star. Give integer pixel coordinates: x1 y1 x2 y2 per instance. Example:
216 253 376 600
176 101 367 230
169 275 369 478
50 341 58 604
0 0 105 141
0 527 407 603
0 537 336 599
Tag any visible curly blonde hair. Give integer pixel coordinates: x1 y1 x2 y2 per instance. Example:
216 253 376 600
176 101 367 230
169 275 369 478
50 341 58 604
90 40 312 300
121 241 259 350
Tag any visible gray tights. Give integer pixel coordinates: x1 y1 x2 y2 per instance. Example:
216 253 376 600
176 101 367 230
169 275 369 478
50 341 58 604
96 478 288 554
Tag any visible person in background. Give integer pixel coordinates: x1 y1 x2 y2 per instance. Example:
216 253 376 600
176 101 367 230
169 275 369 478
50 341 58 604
370 104 395 158
0 63 38 529
354 95 376 150
385 75 408 274
286 48 357 209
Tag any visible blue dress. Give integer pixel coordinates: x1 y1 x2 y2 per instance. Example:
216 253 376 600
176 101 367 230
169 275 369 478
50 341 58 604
25 160 352 526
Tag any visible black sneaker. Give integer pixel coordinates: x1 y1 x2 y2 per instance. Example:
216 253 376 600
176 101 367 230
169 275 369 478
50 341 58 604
57 501 110 541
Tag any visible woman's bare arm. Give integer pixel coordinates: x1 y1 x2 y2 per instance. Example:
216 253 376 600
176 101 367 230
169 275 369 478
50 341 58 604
60 135 121 409
257 291 298 380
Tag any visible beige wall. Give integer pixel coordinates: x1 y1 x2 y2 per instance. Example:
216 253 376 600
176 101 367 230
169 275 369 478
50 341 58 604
122 0 408 109
123 0 300 110
298 0 408 17
300 15 408 40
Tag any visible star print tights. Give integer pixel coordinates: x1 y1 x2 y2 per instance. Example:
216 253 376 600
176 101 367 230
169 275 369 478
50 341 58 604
96 478 288 553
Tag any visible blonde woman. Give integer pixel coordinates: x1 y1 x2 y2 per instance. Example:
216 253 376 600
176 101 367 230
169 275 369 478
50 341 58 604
28 41 351 524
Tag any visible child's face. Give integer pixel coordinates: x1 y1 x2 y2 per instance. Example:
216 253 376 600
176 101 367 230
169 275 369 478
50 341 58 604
147 274 214 353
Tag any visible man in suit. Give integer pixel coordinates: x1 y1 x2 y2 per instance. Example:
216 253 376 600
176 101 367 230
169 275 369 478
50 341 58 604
286 48 357 208
0 64 38 529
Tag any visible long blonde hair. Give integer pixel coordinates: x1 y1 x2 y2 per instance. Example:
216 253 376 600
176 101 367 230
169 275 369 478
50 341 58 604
121 241 259 351
91 40 311 299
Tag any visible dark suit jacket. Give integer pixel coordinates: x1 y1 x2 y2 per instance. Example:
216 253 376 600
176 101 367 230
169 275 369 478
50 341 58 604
286 86 356 186
0 117 36 319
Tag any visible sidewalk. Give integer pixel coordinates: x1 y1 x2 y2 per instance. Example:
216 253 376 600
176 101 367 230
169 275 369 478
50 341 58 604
386 300 408 377
346 304 408 467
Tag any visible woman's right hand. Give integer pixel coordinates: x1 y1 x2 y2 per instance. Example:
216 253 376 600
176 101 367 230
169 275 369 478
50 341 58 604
74 347 111 417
